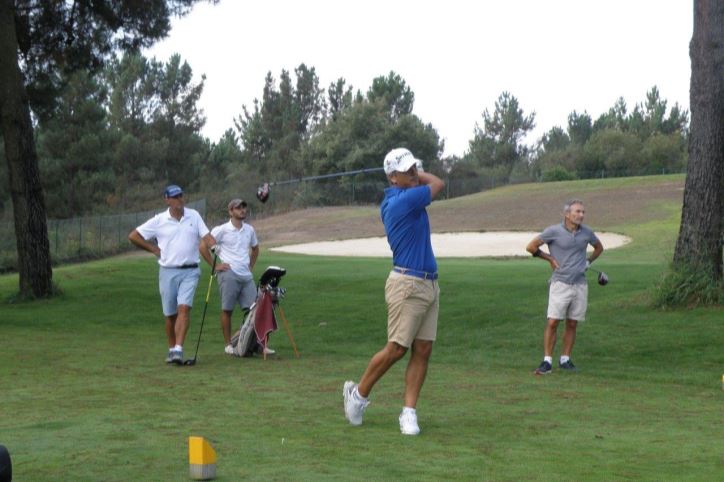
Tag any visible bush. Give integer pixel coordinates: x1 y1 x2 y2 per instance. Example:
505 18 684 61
542 165 576 182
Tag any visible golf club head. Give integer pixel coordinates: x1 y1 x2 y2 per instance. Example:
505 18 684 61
256 182 270 203
183 358 196 366
597 271 609 286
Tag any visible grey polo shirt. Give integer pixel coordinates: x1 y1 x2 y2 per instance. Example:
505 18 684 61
540 223 600 285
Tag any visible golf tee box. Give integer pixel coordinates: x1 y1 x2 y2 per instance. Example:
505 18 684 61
189 436 216 480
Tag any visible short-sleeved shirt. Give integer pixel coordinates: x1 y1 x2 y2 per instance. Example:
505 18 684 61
135 207 209 268
210 221 258 278
381 185 437 273
539 222 600 284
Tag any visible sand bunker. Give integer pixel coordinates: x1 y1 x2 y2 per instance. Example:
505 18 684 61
271 231 631 258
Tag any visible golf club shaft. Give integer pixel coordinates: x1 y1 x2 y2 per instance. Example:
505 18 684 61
588 266 602 275
190 253 217 362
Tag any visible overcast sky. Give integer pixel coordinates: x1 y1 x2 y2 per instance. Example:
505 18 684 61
144 0 693 158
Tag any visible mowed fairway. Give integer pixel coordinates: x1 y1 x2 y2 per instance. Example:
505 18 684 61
1 175 723 481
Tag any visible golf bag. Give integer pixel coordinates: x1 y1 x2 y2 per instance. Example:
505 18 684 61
229 266 287 357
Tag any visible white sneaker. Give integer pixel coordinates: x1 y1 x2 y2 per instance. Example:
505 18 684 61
399 410 420 435
224 345 235 355
263 347 275 355
343 381 369 426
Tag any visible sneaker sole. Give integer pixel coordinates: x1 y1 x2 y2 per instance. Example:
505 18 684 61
534 369 552 375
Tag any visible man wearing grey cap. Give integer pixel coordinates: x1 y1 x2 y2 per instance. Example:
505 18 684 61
129 184 217 365
200 198 263 355
343 147 445 436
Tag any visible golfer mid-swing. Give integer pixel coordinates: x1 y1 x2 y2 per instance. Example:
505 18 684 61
344 148 444 435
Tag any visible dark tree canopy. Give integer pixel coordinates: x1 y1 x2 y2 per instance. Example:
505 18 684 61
0 0 208 298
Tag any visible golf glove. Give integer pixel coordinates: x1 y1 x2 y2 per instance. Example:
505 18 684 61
585 260 591 271
415 159 424 172
210 244 219 255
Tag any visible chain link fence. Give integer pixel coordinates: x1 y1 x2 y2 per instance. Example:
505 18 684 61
0 199 205 272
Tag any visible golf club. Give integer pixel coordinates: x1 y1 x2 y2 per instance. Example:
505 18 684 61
588 266 609 286
184 253 218 366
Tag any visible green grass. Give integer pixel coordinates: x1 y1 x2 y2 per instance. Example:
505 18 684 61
2 176 723 481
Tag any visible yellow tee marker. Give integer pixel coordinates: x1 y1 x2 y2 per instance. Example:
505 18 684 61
189 436 217 480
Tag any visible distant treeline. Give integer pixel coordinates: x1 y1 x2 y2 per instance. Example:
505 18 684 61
0 52 688 219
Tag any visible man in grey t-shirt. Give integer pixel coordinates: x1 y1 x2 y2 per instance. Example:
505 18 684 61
526 199 604 375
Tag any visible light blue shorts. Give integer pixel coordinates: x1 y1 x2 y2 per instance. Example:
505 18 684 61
159 267 201 316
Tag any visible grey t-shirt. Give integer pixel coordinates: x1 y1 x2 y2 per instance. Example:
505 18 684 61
540 223 600 285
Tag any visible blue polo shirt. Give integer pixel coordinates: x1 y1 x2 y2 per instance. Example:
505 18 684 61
381 185 437 273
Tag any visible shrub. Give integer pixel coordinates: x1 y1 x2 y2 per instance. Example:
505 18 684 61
542 165 576 182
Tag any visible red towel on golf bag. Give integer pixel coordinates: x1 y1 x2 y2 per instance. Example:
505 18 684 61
253 291 277 348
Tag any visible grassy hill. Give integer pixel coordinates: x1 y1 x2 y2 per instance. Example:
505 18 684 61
253 174 684 252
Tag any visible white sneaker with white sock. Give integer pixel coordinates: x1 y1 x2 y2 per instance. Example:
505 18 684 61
343 381 369 426
399 407 420 435
224 344 235 355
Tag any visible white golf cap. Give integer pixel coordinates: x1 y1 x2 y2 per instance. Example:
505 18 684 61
383 148 422 175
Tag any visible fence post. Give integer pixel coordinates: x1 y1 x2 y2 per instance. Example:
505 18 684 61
79 217 83 256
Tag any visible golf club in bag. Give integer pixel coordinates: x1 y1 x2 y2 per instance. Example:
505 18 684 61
183 253 218 366
588 266 609 286
230 266 299 359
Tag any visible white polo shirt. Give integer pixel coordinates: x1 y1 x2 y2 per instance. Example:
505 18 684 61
210 220 258 278
136 207 210 268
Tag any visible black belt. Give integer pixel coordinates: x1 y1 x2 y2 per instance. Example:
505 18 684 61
392 267 438 280
165 263 198 269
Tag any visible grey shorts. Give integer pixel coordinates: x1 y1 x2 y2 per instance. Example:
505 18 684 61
217 270 257 312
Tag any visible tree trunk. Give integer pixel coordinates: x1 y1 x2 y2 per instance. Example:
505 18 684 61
0 1 53 298
673 0 724 280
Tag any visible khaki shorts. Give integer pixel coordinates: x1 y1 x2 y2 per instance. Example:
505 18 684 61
385 271 440 348
547 280 588 321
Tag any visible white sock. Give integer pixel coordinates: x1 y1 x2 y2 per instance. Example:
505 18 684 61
402 407 416 415
544 356 553 364
560 355 570 364
174 344 183 351
354 387 368 402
